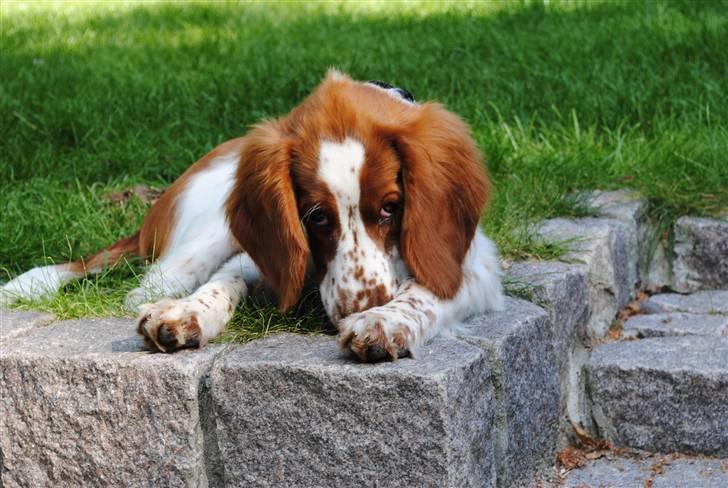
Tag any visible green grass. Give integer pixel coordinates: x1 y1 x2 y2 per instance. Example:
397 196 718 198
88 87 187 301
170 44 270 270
2 0 727 339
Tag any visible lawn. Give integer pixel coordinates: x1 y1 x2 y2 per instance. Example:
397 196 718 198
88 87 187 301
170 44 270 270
1 0 726 338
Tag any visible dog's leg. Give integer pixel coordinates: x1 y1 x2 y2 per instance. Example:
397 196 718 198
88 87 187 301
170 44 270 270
338 230 504 361
124 228 238 311
136 253 258 352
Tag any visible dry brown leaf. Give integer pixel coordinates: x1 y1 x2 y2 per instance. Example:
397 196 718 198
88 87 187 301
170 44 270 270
102 184 164 205
572 422 612 450
557 446 586 470
607 325 622 341
584 450 606 460
608 289 655 342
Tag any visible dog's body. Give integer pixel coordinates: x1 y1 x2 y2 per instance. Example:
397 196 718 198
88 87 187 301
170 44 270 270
2 71 504 361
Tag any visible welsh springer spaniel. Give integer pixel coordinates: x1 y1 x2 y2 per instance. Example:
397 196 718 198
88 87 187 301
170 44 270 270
1 70 504 361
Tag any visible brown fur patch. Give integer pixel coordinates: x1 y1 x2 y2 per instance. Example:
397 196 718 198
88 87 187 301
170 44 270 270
141 137 245 259
225 125 309 311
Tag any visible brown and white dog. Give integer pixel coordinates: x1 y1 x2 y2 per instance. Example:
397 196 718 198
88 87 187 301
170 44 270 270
1 70 504 361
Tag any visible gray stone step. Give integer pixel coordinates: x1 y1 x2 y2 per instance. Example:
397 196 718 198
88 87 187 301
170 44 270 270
673 217 728 292
589 336 728 456
1 297 563 488
641 290 728 315
561 453 728 488
506 261 591 447
209 334 494 488
623 312 728 338
459 297 560 487
506 261 589 359
0 309 55 341
536 217 634 339
0 317 221 487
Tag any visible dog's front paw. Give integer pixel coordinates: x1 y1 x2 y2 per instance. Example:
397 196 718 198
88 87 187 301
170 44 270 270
337 310 414 362
136 299 202 353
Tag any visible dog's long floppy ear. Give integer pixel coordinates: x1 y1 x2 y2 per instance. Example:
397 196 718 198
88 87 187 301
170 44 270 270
386 103 490 299
226 121 309 311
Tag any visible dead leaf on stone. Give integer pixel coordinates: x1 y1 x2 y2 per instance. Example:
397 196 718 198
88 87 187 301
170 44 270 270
584 450 607 460
607 321 623 341
647 453 680 480
557 446 586 470
571 422 612 451
102 184 164 206
609 290 653 341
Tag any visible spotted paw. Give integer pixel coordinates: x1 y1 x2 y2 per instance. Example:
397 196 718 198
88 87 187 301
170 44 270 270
337 310 413 362
136 299 203 353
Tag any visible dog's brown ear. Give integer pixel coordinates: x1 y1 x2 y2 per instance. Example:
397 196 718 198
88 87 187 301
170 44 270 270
386 103 490 298
226 121 309 311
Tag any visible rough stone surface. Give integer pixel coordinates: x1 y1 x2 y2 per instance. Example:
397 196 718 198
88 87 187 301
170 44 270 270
589 189 647 290
505 261 590 446
209 333 494 488
0 309 55 341
623 312 728 338
641 290 728 315
561 456 650 487
588 190 646 224
537 217 633 339
562 455 728 488
0 318 222 487
459 297 560 487
589 336 728 455
642 239 672 290
506 261 589 355
654 457 728 487
673 216 728 292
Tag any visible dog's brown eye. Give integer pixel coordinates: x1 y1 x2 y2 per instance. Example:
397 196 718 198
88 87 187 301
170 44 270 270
309 209 329 226
380 202 398 220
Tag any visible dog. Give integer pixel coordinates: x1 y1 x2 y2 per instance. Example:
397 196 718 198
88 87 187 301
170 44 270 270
1 70 504 361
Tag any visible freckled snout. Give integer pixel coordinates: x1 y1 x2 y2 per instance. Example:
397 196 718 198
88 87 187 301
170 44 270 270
331 281 394 322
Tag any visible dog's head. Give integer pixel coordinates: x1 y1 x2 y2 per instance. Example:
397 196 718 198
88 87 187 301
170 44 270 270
226 70 490 322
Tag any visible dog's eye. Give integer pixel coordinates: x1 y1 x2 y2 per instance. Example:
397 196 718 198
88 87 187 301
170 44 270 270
309 209 329 226
380 202 399 221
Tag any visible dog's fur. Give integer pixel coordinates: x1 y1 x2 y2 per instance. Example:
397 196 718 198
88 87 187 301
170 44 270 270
1 70 504 361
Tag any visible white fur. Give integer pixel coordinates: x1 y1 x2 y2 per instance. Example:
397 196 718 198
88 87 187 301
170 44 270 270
125 153 240 310
338 228 504 356
317 138 406 321
1 264 83 306
138 253 256 347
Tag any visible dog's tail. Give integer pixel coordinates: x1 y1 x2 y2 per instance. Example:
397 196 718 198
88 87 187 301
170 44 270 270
1 231 143 306
69 231 142 274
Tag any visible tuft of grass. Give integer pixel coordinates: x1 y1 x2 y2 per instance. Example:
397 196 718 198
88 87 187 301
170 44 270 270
213 289 332 345
2 0 727 340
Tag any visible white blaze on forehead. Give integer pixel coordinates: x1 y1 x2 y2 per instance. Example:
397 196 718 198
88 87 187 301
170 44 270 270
318 138 365 202
316 137 403 320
